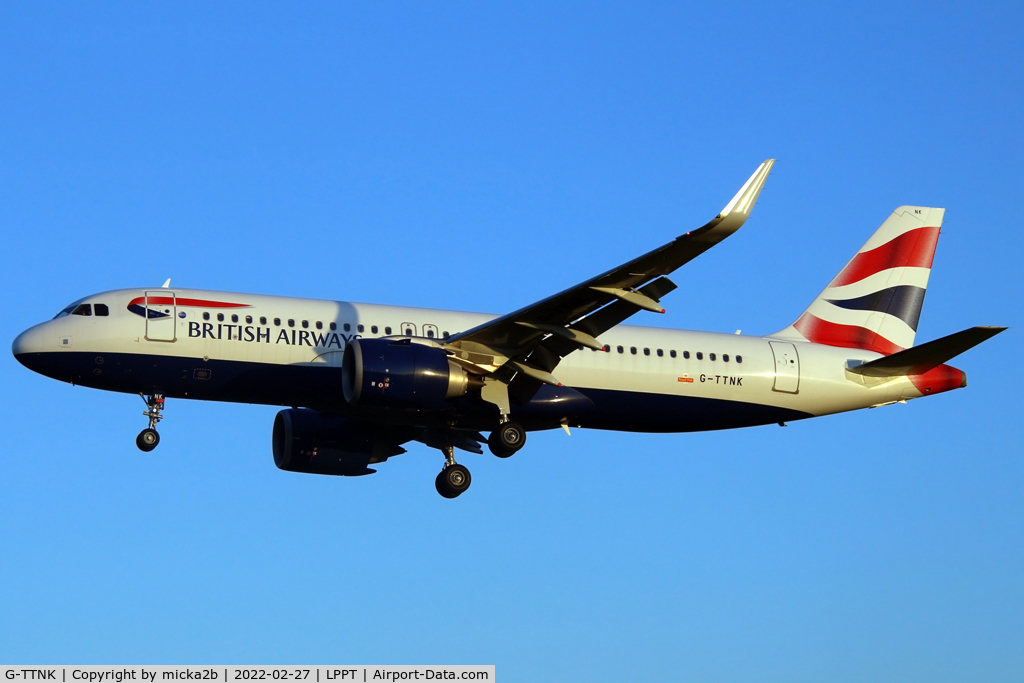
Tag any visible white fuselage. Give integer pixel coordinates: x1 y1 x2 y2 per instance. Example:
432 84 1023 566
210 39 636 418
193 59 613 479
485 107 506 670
13 287 930 433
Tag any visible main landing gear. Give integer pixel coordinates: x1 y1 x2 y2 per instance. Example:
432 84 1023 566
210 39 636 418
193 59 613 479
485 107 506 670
488 421 526 458
435 445 472 499
136 393 164 452
432 421 526 499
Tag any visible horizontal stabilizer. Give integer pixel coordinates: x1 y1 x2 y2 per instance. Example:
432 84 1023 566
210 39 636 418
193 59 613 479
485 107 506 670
848 326 1006 377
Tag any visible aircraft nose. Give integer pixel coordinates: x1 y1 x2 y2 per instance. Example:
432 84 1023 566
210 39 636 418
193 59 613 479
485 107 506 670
12 324 44 359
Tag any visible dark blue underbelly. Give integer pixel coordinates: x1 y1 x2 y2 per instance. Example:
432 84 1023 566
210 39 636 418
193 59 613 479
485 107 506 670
14 351 811 433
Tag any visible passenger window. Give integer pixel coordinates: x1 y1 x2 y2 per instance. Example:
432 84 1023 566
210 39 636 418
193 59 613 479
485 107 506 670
670 350 677 358
330 322 337 330
427 329 435 338
696 352 703 360
245 315 252 324
657 349 663 357
723 354 730 362
643 348 650 356
385 327 392 335
358 324 365 333
203 312 210 321
231 314 239 323
260 317 267 325
604 345 611 352
630 347 637 355
710 353 716 361
736 355 743 363
217 313 224 322
288 319 295 328
617 346 624 354
315 321 322 330
94 304 109 316
274 318 281 327
72 304 92 316
344 323 351 332
683 351 690 359
405 327 413 335
443 331 449 339
371 325 379 334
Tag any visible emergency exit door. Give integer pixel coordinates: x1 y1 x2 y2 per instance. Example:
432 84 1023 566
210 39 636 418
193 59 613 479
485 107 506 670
144 291 177 342
769 341 800 393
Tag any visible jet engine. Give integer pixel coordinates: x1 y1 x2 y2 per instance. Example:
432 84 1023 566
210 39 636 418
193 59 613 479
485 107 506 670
342 338 480 409
272 408 408 476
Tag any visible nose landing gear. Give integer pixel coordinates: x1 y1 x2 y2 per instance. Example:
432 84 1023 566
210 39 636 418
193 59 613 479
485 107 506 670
136 393 164 452
435 445 472 499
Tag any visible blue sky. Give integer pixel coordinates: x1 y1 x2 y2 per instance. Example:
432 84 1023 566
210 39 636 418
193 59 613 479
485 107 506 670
2 2 1022 680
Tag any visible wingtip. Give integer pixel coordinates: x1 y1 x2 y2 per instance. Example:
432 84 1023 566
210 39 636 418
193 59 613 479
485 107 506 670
719 159 775 218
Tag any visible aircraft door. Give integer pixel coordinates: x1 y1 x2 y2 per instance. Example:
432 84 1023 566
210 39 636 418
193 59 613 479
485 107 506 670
422 324 438 339
769 341 800 393
144 291 177 342
401 322 417 337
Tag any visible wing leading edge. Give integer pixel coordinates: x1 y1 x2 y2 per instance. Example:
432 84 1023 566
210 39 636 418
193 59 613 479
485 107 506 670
445 159 775 406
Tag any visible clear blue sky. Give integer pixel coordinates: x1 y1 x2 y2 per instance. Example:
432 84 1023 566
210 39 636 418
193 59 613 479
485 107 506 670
2 2 1021 680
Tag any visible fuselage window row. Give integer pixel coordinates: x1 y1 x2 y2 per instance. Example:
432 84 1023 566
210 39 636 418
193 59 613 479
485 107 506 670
188 313 427 340
186 314 755 362
600 344 741 363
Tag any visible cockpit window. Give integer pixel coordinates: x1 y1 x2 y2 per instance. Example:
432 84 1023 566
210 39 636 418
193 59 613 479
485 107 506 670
54 300 109 318
54 299 85 318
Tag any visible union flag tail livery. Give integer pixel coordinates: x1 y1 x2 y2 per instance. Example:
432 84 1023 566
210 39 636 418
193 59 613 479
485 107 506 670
774 206 943 355
12 162 1006 499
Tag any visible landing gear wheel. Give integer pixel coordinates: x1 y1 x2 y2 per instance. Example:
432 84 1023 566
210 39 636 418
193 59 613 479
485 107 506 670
435 471 457 499
435 464 471 498
136 428 160 452
489 422 525 457
488 431 514 458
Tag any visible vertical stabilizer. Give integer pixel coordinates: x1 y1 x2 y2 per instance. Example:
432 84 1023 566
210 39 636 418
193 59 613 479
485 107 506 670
773 206 944 354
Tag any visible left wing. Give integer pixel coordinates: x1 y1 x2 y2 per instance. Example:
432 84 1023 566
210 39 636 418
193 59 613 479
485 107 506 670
444 159 774 406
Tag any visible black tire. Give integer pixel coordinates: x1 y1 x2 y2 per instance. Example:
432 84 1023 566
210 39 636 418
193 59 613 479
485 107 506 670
136 428 160 452
487 430 515 458
436 464 471 498
495 422 526 453
435 471 458 498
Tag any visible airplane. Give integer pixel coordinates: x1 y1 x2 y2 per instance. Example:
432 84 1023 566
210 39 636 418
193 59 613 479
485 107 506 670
12 160 1006 498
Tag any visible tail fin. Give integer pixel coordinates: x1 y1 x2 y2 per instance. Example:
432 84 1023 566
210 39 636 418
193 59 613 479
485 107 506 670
773 206 944 355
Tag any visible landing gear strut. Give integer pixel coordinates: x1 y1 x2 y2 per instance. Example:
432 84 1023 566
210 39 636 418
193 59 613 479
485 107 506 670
137 393 164 452
435 445 472 499
488 421 526 458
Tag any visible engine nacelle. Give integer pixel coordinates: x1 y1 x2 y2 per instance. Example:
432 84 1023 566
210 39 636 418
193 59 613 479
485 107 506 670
342 338 477 409
272 409 406 476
